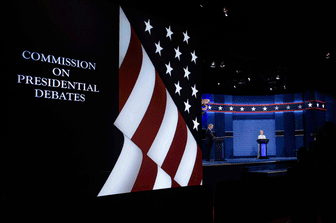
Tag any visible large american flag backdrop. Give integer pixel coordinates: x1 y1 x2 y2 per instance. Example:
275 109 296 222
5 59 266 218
98 7 202 196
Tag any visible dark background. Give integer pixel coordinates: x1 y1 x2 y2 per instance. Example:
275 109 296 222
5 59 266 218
4 0 119 206
4 1 334 221
122 1 335 96
3 1 212 221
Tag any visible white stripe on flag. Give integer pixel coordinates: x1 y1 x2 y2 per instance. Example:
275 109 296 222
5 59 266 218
119 7 131 68
147 91 178 167
174 127 197 186
153 166 172 190
97 134 143 197
114 45 156 139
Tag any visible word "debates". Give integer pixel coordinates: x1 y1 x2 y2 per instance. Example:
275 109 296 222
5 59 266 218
17 74 99 102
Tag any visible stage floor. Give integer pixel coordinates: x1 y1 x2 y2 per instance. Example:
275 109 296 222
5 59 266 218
202 157 297 166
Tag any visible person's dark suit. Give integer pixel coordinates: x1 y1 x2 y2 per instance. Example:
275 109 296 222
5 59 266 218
205 128 215 161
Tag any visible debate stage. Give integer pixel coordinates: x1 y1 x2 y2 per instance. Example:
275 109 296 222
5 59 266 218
203 157 296 167
203 157 297 197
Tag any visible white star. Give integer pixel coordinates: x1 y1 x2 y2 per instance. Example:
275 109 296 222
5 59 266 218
263 106 267 111
251 107 256 111
174 46 182 60
275 106 279 110
229 106 234 111
190 50 198 64
144 19 153 34
322 104 325 108
184 99 191 113
308 103 312 107
191 84 198 98
182 30 190 44
165 61 173 76
192 117 200 131
154 41 163 56
298 105 302 109
316 103 319 107
208 105 212 110
240 107 245 111
183 66 191 80
174 81 182 96
219 106 223 110
286 105 290 109
165 25 173 40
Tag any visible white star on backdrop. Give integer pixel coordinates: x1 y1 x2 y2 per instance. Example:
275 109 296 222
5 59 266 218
208 105 212 110
191 84 198 98
182 30 190 44
165 25 173 40
174 46 182 60
192 117 199 131
240 107 244 111
286 105 290 109
275 106 279 110
308 103 312 107
183 66 190 80
298 105 302 109
174 81 182 96
154 41 163 56
251 107 256 111
219 106 223 110
165 61 173 76
184 99 191 113
190 50 197 64
144 19 153 34
263 106 267 111
141 16 200 135
316 103 319 107
229 106 234 111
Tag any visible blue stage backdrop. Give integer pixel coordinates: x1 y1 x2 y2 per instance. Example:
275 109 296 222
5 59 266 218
202 91 336 159
233 119 276 156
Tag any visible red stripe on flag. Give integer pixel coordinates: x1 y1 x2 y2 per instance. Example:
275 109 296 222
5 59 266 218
188 146 203 186
161 111 187 178
119 27 143 112
171 179 181 188
131 155 157 193
131 71 167 154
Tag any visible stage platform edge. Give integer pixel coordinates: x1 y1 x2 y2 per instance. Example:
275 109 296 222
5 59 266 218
203 157 297 166
202 157 298 198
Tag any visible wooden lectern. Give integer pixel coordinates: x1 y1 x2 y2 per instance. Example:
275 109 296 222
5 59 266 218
214 136 225 161
257 139 269 159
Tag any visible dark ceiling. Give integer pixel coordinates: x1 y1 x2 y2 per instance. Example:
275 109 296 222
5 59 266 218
122 1 335 96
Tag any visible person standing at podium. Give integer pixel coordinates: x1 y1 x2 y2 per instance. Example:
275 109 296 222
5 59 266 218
257 130 266 158
206 124 215 161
